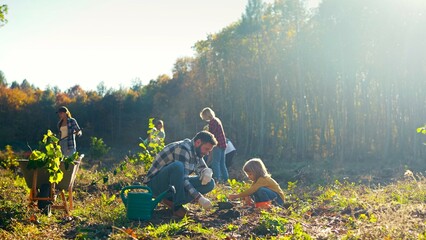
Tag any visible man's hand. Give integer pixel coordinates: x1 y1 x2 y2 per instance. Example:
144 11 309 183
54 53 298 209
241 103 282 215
200 168 213 185
198 195 212 209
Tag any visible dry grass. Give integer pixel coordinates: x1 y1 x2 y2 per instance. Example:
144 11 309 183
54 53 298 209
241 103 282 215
1 163 426 239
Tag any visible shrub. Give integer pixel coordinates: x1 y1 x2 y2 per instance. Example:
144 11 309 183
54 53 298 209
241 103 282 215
0 145 18 170
28 130 79 184
89 136 110 161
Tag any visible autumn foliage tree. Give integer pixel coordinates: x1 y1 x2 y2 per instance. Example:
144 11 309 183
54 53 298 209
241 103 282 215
1 0 426 176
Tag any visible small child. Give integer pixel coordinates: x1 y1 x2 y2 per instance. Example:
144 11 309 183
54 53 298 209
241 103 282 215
228 158 285 208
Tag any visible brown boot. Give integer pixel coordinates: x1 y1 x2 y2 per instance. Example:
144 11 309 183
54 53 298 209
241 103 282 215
161 199 174 209
173 206 187 218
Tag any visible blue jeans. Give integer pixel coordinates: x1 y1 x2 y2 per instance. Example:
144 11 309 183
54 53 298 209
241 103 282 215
60 140 76 157
211 147 228 183
146 161 215 206
252 187 284 206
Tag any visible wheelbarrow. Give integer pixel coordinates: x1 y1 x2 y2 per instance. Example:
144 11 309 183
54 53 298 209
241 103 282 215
18 154 84 215
121 185 175 220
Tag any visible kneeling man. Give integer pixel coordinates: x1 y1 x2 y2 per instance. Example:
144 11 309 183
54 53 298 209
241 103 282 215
143 131 216 217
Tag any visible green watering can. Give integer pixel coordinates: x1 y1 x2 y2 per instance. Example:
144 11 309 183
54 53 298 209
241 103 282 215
121 185 175 220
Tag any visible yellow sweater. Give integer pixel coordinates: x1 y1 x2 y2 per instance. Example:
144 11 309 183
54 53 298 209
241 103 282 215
236 176 285 202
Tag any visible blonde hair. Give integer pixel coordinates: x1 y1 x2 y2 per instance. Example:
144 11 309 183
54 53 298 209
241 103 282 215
155 119 164 132
200 107 215 121
243 158 270 181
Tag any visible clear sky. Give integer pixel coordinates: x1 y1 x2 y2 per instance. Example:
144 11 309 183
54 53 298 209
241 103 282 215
0 0 259 91
0 0 322 92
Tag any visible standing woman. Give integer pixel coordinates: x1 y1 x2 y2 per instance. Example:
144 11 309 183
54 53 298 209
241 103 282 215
150 119 166 144
155 119 165 140
145 119 166 146
200 107 228 183
57 106 82 157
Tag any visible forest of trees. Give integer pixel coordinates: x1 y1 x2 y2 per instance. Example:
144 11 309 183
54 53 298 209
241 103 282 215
1 0 426 169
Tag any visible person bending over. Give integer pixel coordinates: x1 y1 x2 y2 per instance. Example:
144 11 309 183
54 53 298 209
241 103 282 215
143 131 217 217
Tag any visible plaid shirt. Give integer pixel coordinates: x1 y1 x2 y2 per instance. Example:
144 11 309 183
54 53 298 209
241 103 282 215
209 117 227 149
143 138 208 199
58 118 81 151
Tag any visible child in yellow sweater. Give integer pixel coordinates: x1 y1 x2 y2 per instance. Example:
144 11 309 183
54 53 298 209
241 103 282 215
228 158 285 207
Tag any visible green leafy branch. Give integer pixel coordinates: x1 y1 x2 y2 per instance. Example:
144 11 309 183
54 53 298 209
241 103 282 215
138 118 165 172
417 126 426 135
91 118 165 185
28 130 79 184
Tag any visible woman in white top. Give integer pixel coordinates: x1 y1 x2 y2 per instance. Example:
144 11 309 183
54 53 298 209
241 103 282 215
148 119 165 144
57 106 82 157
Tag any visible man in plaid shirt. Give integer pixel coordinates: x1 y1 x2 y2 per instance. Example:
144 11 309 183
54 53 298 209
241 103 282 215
143 131 217 217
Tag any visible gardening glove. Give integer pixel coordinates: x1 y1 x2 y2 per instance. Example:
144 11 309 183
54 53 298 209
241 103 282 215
200 168 213 185
198 195 212 209
76 130 82 137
